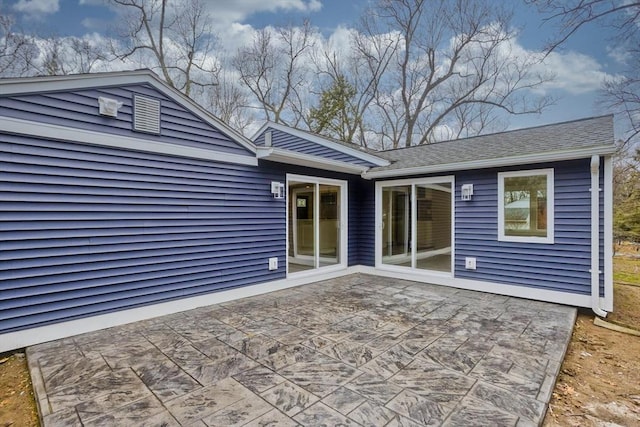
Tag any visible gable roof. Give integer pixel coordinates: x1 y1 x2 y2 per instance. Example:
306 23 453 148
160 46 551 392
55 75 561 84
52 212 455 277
364 115 617 179
252 121 390 168
0 69 257 154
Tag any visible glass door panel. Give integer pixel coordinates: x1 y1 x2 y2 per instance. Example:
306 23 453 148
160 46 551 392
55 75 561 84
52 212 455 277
382 185 411 266
289 182 315 273
416 183 452 272
319 184 340 267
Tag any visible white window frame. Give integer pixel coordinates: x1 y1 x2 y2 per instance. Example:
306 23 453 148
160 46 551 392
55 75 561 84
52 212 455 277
498 168 554 244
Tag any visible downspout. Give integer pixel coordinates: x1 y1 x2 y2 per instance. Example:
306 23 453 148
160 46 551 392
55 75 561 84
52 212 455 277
590 155 608 317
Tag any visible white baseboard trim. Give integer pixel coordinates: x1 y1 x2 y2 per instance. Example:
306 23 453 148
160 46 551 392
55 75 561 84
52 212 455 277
357 266 592 308
0 267 360 353
1 265 589 352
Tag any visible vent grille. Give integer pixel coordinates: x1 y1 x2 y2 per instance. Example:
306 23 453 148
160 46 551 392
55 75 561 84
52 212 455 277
133 95 161 134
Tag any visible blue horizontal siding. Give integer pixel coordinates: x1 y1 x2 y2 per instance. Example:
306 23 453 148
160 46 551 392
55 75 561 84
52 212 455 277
0 134 285 334
454 160 594 295
256 128 377 167
0 84 253 156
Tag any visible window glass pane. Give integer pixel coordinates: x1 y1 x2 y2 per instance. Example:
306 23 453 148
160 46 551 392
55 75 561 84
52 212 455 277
503 175 547 237
319 184 340 267
416 183 451 272
289 182 315 272
381 185 411 266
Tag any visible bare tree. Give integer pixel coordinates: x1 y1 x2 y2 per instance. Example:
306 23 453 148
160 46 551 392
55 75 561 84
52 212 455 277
309 27 397 147
199 71 255 134
38 35 108 76
109 0 219 97
363 0 553 147
0 8 38 77
526 0 640 54
527 0 640 146
232 21 316 127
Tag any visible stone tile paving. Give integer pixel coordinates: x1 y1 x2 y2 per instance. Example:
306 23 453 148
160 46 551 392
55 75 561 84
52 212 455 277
27 274 576 426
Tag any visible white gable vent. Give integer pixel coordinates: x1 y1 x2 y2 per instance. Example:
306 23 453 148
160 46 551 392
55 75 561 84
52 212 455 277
133 95 161 134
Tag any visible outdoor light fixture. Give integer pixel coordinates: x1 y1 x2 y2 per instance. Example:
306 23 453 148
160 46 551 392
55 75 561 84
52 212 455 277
271 182 285 199
461 184 474 201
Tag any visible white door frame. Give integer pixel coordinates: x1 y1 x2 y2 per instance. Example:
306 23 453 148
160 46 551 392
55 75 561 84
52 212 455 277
375 176 455 276
287 174 348 277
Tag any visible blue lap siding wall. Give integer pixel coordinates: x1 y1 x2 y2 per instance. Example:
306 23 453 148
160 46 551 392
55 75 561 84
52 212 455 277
0 83 252 156
1 133 286 334
254 128 378 167
371 158 605 297
453 159 603 296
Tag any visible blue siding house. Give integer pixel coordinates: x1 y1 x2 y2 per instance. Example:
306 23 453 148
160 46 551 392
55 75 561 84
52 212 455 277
0 70 616 351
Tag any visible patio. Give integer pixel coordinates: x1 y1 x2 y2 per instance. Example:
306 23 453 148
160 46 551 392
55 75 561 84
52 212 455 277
27 274 576 426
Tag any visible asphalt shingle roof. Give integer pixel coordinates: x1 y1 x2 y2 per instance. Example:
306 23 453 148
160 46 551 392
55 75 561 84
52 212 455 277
370 115 615 173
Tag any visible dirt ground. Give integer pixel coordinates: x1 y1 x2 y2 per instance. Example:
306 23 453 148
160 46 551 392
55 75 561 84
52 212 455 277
544 244 640 427
1 247 639 427
0 351 38 427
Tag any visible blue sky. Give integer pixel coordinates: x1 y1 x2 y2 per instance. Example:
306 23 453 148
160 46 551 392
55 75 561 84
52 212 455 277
5 0 625 133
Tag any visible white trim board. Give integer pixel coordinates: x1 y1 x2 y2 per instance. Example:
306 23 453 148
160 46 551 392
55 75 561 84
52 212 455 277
1 266 595 352
0 266 361 353
358 266 593 308
363 146 618 179
0 69 257 154
257 147 368 174
252 121 389 167
0 116 258 166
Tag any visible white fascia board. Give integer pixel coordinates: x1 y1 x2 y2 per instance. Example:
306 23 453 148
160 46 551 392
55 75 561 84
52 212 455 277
256 121 389 167
257 146 369 175
0 116 258 167
0 70 257 154
250 121 272 142
363 146 618 179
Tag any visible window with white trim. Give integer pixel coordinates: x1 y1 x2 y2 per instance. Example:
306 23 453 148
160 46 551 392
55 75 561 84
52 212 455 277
498 168 554 243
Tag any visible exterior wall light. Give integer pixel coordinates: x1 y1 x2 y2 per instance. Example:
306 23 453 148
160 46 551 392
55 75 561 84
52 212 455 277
271 182 285 199
461 184 474 201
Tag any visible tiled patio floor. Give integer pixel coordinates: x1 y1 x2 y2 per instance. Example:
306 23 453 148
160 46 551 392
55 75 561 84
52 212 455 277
27 274 576 426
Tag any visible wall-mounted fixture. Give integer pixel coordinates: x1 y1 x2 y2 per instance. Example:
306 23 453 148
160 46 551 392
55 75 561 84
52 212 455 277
461 184 474 201
271 182 285 199
98 97 123 118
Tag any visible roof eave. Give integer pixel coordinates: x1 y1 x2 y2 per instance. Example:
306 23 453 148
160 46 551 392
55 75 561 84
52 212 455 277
362 145 617 180
256 147 369 175
253 122 390 167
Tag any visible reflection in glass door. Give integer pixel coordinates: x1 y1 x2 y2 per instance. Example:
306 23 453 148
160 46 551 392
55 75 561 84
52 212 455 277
288 177 345 274
319 185 340 267
382 186 411 265
379 179 452 273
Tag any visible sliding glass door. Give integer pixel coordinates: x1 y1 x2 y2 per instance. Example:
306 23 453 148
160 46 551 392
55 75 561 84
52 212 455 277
378 178 453 274
288 176 346 274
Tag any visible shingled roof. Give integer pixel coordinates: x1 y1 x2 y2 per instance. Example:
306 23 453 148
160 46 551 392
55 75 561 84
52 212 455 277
365 115 616 178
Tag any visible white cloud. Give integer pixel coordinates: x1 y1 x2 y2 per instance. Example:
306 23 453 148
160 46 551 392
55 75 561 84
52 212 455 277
537 50 613 95
12 0 59 15
607 45 631 65
202 0 324 27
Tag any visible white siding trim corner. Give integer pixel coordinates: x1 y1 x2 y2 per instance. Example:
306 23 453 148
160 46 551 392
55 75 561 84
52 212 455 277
603 155 614 312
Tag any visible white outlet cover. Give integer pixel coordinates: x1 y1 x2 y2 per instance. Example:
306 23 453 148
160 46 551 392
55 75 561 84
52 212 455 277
268 257 278 270
465 257 476 270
